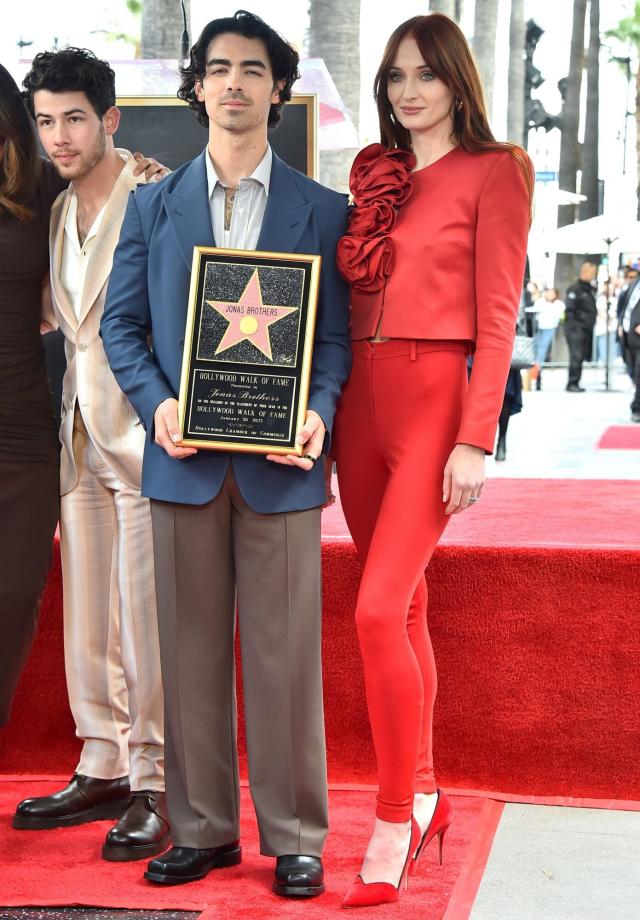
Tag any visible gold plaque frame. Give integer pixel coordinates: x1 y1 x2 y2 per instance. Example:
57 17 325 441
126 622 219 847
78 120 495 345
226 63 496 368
178 247 321 454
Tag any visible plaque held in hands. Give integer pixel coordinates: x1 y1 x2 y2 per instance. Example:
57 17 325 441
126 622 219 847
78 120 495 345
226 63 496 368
178 247 321 454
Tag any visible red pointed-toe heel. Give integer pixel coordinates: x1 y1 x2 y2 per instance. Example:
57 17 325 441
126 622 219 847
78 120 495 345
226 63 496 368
342 817 421 909
410 789 453 874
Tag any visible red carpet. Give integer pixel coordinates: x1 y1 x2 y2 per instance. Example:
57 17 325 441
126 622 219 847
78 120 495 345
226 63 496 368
2 478 638 803
597 425 640 449
0 779 486 918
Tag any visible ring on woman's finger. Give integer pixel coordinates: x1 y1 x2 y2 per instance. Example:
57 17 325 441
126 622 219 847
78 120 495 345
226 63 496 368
303 454 318 465
468 496 480 504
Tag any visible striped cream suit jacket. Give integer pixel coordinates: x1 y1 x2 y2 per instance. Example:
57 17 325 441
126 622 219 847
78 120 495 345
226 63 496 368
49 151 146 495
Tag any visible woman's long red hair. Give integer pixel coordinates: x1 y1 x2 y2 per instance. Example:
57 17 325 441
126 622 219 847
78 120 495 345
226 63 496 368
374 13 533 207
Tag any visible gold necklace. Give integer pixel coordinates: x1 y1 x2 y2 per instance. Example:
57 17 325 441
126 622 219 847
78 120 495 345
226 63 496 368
224 186 237 231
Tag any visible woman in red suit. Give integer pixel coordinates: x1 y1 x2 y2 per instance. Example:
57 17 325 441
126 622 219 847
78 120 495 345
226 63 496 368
333 13 533 908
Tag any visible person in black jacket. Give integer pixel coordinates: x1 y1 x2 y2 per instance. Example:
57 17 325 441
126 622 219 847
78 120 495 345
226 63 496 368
616 267 639 378
617 275 640 422
564 262 598 392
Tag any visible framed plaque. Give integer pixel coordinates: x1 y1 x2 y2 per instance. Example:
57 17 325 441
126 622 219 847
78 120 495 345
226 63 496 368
178 247 321 454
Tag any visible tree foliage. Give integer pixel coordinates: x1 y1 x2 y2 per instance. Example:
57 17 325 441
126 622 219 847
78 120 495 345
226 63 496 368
606 1 640 217
606 3 640 47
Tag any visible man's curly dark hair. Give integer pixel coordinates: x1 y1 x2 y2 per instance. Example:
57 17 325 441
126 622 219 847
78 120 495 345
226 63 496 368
22 47 116 120
178 10 300 129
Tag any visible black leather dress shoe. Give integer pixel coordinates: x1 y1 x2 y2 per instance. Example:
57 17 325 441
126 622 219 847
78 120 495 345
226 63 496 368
144 843 242 885
13 774 130 829
273 855 325 897
566 384 586 392
102 790 171 862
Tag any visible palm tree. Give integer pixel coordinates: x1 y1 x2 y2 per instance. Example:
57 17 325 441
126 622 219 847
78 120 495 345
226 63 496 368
507 0 526 145
472 0 499 122
580 0 600 223
141 0 191 59
555 0 587 295
429 0 458 18
91 0 142 58
606 2 640 218
307 0 360 192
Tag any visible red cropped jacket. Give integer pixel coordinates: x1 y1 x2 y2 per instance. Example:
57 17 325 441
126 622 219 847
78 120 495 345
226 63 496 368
338 145 533 454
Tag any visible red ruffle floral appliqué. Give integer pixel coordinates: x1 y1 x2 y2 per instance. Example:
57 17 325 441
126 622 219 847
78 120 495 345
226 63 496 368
337 143 415 294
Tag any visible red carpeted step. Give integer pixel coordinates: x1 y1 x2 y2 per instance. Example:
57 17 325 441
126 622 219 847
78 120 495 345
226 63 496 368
0 780 486 918
597 425 640 450
320 541 640 800
2 479 639 801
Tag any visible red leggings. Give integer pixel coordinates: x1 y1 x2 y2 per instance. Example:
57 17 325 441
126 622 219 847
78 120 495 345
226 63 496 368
334 339 468 822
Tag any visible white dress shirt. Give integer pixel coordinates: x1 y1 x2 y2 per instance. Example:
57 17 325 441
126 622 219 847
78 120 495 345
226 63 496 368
204 145 272 250
60 194 106 319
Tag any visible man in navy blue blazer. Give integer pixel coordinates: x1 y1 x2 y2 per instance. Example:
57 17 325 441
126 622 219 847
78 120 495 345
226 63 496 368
101 10 350 896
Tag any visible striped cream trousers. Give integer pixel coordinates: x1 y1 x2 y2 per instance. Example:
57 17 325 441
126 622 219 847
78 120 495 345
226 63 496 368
60 410 163 791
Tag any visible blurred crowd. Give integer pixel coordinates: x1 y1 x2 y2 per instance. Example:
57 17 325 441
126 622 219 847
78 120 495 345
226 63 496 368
523 264 640 420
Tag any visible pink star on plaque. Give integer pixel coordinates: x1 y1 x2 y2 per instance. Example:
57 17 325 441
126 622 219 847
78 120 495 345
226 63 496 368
206 269 297 361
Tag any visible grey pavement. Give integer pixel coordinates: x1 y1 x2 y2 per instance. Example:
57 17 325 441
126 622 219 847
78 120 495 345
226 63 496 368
472 363 640 920
488 363 639 481
470 803 640 920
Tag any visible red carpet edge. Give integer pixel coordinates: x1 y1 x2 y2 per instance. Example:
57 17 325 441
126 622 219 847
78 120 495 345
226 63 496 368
443 799 504 920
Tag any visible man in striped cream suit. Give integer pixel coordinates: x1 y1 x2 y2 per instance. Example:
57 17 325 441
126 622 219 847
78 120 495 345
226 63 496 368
14 48 168 862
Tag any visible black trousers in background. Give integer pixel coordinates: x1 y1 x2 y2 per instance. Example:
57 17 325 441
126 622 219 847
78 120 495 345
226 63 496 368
564 322 594 387
498 398 512 442
0 453 59 725
628 344 640 413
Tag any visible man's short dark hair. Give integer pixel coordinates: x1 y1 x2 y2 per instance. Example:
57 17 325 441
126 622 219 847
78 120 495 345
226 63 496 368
22 47 116 120
178 9 300 129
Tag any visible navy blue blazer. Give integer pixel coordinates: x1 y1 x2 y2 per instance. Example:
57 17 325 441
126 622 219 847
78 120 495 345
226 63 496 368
100 150 351 511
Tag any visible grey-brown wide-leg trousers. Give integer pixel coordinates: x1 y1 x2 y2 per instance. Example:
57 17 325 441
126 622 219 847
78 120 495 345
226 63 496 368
150 466 328 857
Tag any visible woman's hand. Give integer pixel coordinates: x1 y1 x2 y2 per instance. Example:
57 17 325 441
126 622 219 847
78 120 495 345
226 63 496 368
442 443 485 515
